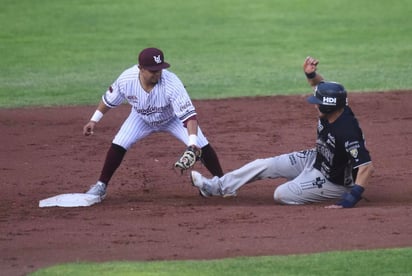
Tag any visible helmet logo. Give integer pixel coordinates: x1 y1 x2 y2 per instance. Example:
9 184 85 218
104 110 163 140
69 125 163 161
322 96 336 105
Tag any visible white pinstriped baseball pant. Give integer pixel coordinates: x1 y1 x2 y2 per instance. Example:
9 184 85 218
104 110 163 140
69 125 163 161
112 109 209 150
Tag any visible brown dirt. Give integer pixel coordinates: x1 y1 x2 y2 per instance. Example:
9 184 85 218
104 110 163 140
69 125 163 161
1 91 412 276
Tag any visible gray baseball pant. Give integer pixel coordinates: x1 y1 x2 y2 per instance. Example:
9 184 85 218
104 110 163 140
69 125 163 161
202 149 351 204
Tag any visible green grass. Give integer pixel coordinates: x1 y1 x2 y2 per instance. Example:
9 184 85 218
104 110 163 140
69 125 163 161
30 248 412 276
1 0 411 107
3 0 412 274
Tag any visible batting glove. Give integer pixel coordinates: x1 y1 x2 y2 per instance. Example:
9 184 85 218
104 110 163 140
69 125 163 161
335 184 365 208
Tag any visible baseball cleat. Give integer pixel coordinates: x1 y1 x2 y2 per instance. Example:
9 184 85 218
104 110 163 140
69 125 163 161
190 171 212 198
86 181 107 200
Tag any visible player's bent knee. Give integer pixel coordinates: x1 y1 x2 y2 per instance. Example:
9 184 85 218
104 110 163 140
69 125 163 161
273 187 286 204
273 185 301 205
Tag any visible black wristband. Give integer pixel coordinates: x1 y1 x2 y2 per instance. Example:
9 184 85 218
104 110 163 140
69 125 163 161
305 71 316 79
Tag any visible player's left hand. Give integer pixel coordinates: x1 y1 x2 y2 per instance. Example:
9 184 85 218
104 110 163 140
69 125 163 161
325 184 365 209
174 145 202 173
303 56 319 74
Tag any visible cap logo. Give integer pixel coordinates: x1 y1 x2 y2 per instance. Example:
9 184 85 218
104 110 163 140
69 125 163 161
153 55 162 64
322 96 336 105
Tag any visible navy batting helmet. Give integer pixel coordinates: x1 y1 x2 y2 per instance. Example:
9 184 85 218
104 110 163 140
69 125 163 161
307 81 347 114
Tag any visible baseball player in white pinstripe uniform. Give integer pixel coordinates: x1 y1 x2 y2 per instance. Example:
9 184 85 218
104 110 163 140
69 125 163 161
83 47 224 200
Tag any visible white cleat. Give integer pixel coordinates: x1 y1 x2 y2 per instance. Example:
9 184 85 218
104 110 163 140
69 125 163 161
190 171 212 198
86 181 107 200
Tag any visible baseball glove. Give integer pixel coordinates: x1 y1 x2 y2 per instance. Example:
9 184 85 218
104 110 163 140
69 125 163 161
174 146 202 173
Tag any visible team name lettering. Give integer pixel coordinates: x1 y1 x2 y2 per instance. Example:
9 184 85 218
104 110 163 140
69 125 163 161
134 104 171 115
320 163 331 179
316 140 334 165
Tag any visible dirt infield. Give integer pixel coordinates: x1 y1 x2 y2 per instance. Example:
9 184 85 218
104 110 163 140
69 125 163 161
1 91 412 275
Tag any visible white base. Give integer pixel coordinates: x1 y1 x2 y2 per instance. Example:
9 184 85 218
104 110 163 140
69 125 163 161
39 193 101 208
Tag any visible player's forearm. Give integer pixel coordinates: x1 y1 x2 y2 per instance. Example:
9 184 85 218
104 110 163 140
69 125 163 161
185 118 199 146
89 101 111 123
186 118 198 136
306 73 324 88
96 100 111 114
354 163 374 188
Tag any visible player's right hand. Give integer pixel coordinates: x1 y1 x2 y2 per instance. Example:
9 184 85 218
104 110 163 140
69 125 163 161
326 184 365 209
83 121 96 136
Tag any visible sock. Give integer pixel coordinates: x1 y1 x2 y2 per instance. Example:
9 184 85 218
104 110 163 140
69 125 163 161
99 143 127 185
200 144 224 177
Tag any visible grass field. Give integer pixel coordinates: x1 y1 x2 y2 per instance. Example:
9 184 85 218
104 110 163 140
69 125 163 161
30 248 412 276
2 0 412 275
1 0 411 107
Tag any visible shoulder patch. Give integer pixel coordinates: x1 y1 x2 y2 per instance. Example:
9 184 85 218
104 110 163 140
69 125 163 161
349 148 359 158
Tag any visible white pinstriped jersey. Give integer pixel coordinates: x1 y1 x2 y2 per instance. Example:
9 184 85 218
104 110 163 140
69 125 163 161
102 65 196 126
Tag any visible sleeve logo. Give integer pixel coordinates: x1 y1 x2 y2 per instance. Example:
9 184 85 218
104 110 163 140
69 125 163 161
349 148 358 158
